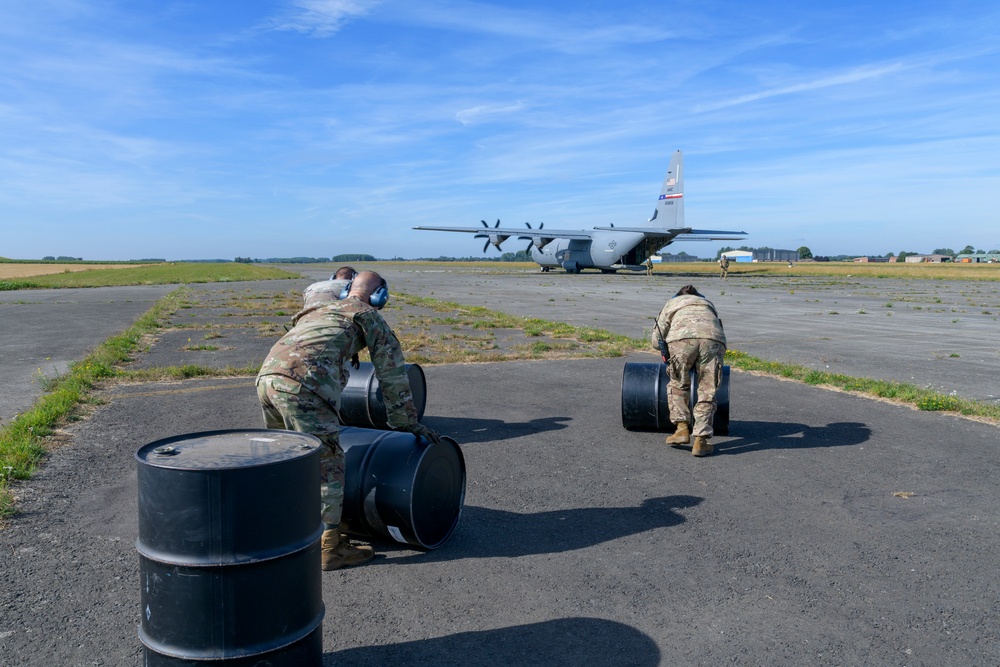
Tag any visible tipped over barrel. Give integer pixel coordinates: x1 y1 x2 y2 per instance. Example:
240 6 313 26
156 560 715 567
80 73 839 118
621 362 730 435
341 362 426 429
340 426 465 550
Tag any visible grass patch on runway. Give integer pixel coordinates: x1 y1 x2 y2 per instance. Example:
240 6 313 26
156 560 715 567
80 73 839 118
723 349 1000 422
388 293 644 363
0 291 173 516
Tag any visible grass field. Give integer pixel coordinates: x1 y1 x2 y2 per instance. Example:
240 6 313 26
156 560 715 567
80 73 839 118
0 262 299 290
3 259 998 287
0 263 150 279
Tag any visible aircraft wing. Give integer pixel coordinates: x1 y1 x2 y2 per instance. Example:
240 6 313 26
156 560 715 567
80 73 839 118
413 223 594 253
413 225 593 241
593 226 747 241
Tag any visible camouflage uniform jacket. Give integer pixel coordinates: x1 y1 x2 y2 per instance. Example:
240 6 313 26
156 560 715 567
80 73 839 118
302 278 352 309
651 295 727 348
257 296 418 429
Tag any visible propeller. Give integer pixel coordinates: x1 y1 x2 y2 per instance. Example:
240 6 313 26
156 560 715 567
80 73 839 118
522 222 544 252
474 219 506 252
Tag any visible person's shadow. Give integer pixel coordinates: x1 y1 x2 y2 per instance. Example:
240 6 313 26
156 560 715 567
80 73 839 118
369 495 702 564
423 415 572 444
716 420 871 455
323 617 660 666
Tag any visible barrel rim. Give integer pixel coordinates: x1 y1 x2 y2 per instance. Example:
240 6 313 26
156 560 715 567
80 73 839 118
135 428 323 471
405 435 466 550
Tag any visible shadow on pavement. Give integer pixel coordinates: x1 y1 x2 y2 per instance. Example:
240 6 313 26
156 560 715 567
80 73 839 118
324 617 660 666
422 415 572 444
373 495 702 563
717 420 871 455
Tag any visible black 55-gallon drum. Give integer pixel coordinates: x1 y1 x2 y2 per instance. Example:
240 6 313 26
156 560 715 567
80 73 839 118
621 362 730 435
340 426 465 550
340 362 426 429
135 429 325 666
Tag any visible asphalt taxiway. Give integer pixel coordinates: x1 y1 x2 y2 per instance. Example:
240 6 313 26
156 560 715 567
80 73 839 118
1 269 998 666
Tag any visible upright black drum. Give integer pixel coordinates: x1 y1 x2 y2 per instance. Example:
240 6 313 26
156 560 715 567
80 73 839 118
135 429 325 666
621 362 730 435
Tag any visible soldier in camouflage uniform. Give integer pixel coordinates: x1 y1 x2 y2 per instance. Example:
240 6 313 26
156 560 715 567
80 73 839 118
301 265 356 309
257 270 441 570
718 255 730 280
651 284 727 456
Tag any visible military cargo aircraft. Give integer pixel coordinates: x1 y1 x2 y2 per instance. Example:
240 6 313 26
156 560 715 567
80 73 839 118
413 150 747 273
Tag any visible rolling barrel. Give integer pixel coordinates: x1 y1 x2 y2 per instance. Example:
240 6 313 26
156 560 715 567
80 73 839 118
621 362 730 435
135 429 325 666
340 426 465 550
341 362 427 428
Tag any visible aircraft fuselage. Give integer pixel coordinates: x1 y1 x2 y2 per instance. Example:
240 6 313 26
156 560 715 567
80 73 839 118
531 231 646 273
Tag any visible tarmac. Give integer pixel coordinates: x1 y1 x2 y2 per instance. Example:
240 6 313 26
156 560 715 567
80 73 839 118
1 267 998 666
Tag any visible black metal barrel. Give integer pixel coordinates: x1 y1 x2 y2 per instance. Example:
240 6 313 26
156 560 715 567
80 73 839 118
341 362 427 429
340 426 465 550
135 429 325 666
621 362 730 435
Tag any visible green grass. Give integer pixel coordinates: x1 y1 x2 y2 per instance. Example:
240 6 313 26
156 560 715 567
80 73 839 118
723 349 1000 420
0 290 182 516
395 293 644 360
0 288 265 518
0 262 298 290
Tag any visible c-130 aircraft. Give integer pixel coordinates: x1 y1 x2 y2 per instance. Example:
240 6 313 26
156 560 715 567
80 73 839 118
414 150 747 273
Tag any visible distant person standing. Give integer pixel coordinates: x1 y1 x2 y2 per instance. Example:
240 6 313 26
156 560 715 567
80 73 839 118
651 285 727 457
718 255 730 280
302 266 357 309
645 257 654 276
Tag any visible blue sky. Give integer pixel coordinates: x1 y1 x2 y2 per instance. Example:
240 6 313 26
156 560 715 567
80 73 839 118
2 0 999 261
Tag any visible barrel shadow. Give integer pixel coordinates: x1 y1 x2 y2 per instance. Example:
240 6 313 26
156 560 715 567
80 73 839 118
422 415 572 444
373 495 701 563
323 617 660 666
715 420 871 455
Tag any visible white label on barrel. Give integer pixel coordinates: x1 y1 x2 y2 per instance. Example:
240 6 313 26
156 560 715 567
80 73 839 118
250 437 277 443
387 526 406 543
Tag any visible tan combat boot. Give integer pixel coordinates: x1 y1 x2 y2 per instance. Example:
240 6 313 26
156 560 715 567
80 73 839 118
665 421 691 445
321 528 375 571
691 436 713 457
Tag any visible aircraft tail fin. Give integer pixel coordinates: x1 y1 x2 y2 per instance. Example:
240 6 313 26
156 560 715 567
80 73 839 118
648 150 684 229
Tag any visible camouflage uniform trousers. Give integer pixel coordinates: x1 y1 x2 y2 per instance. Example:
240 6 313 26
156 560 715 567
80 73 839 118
667 338 726 437
256 375 345 528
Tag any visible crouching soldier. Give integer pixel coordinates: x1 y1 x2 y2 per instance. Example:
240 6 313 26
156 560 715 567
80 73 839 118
257 270 440 569
651 285 727 456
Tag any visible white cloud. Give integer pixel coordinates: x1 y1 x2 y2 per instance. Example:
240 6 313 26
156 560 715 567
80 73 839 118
454 101 526 126
695 63 905 113
270 0 382 37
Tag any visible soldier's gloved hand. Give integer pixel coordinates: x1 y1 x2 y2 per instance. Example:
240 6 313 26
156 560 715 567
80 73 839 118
407 423 442 444
350 353 360 370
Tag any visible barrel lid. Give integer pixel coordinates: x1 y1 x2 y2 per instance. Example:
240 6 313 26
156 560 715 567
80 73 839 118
135 429 322 470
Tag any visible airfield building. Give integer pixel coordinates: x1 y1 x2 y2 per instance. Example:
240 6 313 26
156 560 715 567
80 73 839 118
904 254 953 263
720 249 799 263
956 253 1000 263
